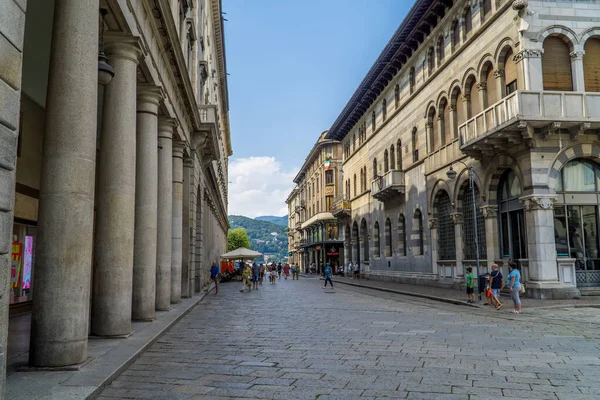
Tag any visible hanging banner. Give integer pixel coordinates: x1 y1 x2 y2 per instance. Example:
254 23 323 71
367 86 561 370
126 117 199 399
323 159 331 170
22 236 33 289
11 242 22 288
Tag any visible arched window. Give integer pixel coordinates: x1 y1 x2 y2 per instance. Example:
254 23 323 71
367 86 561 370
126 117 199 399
346 179 350 198
504 48 518 95
384 150 389 173
554 159 600 285
453 87 466 130
440 97 451 145
396 140 402 170
374 221 381 258
353 133 356 151
542 36 573 91
395 84 400 108
464 7 472 37
467 76 480 117
353 174 357 197
373 158 378 179
584 38 600 92
390 145 396 170
483 0 492 17
385 218 392 257
428 106 439 151
461 182 487 260
434 191 456 260
484 62 498 107
398 214 407 256
352 221 360 263
437 35 445 64
428 46 435 74
382 99 387 121
414 209 424 255
452 19 460 50
412 127 418 162
410 67 416 94
372 110 376 131
498 169 526 260
361 219 369 262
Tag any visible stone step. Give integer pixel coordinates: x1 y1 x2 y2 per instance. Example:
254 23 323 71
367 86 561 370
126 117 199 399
579 287 600 296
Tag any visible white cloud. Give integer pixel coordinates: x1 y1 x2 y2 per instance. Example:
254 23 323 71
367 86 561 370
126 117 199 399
228 156 298 218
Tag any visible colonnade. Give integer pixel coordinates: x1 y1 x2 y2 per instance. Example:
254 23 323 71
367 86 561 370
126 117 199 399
27 0 221 368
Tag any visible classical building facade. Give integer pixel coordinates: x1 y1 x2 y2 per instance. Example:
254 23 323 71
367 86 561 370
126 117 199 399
0 0 230 392
326 0 600 299
287 132 344 272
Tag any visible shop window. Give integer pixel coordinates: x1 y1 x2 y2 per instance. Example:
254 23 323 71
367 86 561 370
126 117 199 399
398 214 407 256
374 221 381 258
414 209 424 255
325 169 334 185
584 38 600 92
542 36 573 91
434 190 456 260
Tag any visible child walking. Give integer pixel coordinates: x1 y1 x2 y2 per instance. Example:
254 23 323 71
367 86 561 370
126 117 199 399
465 267 475 303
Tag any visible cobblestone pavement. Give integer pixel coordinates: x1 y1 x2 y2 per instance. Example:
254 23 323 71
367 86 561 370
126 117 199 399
97 276 600 400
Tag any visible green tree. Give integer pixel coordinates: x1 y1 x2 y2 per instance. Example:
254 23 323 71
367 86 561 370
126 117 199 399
227 227 251 251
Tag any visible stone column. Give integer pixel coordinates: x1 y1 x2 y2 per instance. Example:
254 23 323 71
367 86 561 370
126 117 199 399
29 0 99 367
156 118 175 310
132 85 162 321
181 158 193 298
448 105 457 140
477 82 487 111
92 37 142 337
171 141 185 303
194 184 203 293
494 70 505 99
570 49 586 92
515 49 543 91
451 212 464 280
425 122 433 153
428 218 439 276
481 205 499 273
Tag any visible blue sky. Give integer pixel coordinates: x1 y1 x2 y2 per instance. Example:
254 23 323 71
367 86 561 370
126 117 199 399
224 0 411 217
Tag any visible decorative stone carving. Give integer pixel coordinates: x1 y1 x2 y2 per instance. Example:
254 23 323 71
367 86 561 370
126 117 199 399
448 104 457 112
476 82 487 91
493 70 504 79
513 49 543 63
425 122 433 129
570 50 585 60
450 212 463 225
512 0 528 10
461 94 470 103
519 195 557 211
480 205 498 219
428 218 438 229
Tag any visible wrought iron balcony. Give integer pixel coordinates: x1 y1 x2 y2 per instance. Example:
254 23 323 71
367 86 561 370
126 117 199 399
331 196 351 218
459 91 600 158
371 169 405 202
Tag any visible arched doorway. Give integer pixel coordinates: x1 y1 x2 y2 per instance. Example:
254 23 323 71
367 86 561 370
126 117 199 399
498 169 526 261
554 159 600 286
361 218 369 263
434 190 456 261
352 221 360 264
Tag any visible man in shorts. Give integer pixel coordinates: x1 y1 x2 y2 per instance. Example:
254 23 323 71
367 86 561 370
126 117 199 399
490 263 503 309
251 262 260 290
210 260 219 295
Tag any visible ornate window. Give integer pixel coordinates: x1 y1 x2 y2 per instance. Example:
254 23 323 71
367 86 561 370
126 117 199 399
409 67 415 94
372 110 376 131
397 140 402 170
353 174 357 197
373 158 378 179
584 38 600 92
412 127 418 162
542 36 573 91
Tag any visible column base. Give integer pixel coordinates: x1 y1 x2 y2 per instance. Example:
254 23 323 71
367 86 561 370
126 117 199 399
525 281 581 299
89 331 134 340
132 317 156 322
170 300 182 304
156 306 172 312
21 357 95 372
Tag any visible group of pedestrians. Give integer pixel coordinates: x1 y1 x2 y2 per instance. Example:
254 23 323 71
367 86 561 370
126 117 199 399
239 262 299 292
466 261 523 314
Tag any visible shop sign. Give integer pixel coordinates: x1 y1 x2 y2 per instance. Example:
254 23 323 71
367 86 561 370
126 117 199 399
22 236 33 289
11 242 22 288
326 246 339 256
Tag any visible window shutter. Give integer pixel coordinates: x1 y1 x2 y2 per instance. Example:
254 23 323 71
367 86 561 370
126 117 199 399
584 38 600 92
486 67 498 105
542 37 573 91
470 81 480 116
504 48 517 88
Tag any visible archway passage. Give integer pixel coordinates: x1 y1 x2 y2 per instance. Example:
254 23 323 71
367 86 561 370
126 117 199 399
554 159 600 287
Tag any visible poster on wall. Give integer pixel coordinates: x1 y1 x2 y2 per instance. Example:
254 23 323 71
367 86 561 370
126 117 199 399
22 236 33 290
11 242 22 288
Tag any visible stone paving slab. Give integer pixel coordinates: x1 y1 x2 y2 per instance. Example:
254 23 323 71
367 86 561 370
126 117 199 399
6 288 213 400
96 276 600 400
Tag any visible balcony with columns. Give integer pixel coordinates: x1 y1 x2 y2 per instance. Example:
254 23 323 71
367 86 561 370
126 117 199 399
459 90 600 159
371 170 405 202
331 195 351 218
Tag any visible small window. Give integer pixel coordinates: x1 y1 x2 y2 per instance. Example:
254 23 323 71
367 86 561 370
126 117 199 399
325 169 334 185
372 110 376 131
382 99 387 121
374 221 381 258
326 196 333 211
395 84 400 108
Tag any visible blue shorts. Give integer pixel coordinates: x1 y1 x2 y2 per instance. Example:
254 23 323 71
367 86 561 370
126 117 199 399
252 275 259 282
492 289 501 297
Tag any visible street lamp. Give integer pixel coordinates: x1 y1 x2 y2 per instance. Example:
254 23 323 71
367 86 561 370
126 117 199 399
446 162 481 283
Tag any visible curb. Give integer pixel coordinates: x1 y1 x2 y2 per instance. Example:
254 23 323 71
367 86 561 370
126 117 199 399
333 279 481 308
87 286 213 399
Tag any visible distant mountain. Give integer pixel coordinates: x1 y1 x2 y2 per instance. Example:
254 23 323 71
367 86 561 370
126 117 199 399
228 215 288 262
255 215 288 226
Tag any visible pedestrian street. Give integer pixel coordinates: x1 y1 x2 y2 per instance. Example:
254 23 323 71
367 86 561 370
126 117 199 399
98 276 600 400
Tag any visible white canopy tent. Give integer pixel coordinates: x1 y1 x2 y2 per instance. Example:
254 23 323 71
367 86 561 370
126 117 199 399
220 247 263 260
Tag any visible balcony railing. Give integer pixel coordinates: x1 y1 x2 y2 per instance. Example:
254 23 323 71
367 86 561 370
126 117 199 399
459 90 600 157
425 138 461 175
371 169 405 202
199 104 218 125
331 196 351 218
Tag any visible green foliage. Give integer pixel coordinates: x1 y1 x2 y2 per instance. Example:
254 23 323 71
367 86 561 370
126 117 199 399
227 227 251 251
255 215 288 226
228 215 289 262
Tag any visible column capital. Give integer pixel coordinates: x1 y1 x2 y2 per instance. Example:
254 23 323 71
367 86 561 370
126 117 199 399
480 205 498 219
493 70 504 79
428 218 438 229
476 82 487 91
448 104 457 112
104 35 144 64
158 117 177 139
172 140 187 159
461 94 470 103
450 212 463 225
519 194 558 211
514 49 543 63
570 50 585 60
137 85 163 114
183 157 194 168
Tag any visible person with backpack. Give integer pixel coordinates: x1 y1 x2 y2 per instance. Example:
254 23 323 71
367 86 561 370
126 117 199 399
322 264 334 289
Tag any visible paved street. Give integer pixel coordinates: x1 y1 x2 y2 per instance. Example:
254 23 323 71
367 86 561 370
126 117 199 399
98 277 600 400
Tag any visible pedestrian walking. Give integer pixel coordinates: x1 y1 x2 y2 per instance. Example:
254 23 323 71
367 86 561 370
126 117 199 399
483 272 492 305
490 263 503 310
291 264 298 280
270 266 278 284
251 262 260 290
240 263 252 292
283 264 290 279
259 264 265 285
277 263 282 279
322 264 334 289
347 262 353 278
353 263 360 279
210 260 219 295
465 267 475 303
507 261 522 314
